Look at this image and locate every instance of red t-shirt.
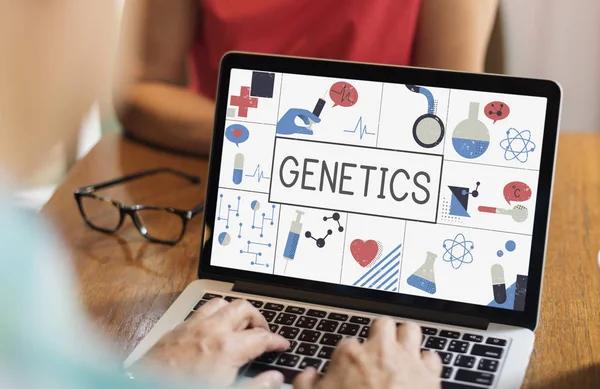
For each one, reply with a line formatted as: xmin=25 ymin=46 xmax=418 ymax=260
xmin=190 ymin=0 xmax=422 ymax=99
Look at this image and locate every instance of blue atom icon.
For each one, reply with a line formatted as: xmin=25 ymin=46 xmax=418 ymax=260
xmin=442 ymin=233 xmax=475 ymax=270
xmin=500 ymin=128 xmax=536 ymax=163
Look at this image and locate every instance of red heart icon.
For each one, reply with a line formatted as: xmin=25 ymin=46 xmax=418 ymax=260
xmin=350 ymin=239 xmax=382 ymax=267
xmin=232 ymin=129 xmax=243 ymax=138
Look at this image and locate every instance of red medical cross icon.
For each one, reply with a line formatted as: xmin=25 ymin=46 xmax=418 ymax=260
xmin=230 ymin=86 xmax=258 ymax=117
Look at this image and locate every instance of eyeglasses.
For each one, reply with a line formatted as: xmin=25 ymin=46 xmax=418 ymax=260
xmin=74 ymin=168 xmax=204 ymax=245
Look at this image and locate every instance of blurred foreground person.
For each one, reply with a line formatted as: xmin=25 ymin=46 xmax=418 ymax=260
xmin=0 ymin=1 xmax=440 ymax=389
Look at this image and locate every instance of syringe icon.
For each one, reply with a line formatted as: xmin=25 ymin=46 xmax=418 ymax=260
xmin=307 ymin=91 xmax=327 ymax=131
xmin=283 ymin=210 xmax=304 ymax=260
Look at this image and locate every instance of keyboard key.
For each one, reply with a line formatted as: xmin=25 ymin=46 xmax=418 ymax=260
xmin=454 ymin=355 xmax=476 ymax=368
xmin=296 ymin=316 xmax=318 ymax=329
xmin=269 ymin=324 xmax=279 ymax=333
xmin=275 ymin=313 xmax=298 ymax=326
xmin=317 ymin=346 xmax=335 ymax=359
xmin=328 ymin=313 xmax=349 ymax=321
xmin=247 ymin=299 xmax=264 ymax=308
xmin=245 ymin=363 xmax=300 ymax=384
xmin=256 ymin=352 xmax=279 ymax=364
xmin=265 ymin=303 xmax=284 ymax=311
xmin=299 ymin=330 xmax=321 ymax=343
xmin=359 ymin=326 xmax=370 ymax=338
xmin=194 ymin=300 xmax=208 ymax=310
xmin=486 ymin=337 xmax=507 ymax=347
xmin=471 ymin=344 xmax=503 ymax=359
xmin=448 ymin=340 xmax=469 ymax=354
xmin=358 ymin=337 xmax=366 ymax=343
xmin=349 ymin=316 xmax=371 ymax=325
xmin=317 ymin=319 xmax=339 ymax=332
xmin=320 ymin=333 xmax=343 ymax=346
xmin=286 ymin=340 xmax=298 ymax=353
xmin=463 ymin=334 xmax=483 ymax=342
xmin=260 ymin=309 xmax=277 ymax=322
xmin=224 ymin=296 xmax=239 ymax=302
xmin=455 ymin=369 xmax=494 ymax=386
xmin=440 ymin=330 xmax=461 ymax=339
xmin=276 ymin=353 xmax=300 ymax=368
xmin=478 ymin=358 xmax=499 ymax=372
xmin=422 ymin=326 xmax=438 ymax=335
xmin=425 ymin=336 xmax=448 ymax=350
xmin=338 ymin=323 xmax=360 ymax=336
xmin=184 ymin=311 xmax=194 ymax=321
xmin=296 ymin=343 xmax=319 ymax=356
xmin=306 ymin=309 xmax=327 ymax=318
xmin=202 ymin=293 xmax=222 ymax=300
xmin=441 ymin=366 xmax=453 ymax=379
xmin=437 ymin=351 xmax=453 ymax=365
xmin=285 ymin=306 xmax=306 ymax=315
xmin=278 ymin=326 xmax=300 ymax=340
xmin=321 ymin=361 xmax=330 ymax=373
xmin=299 ymin=357 xmax=322 ymax=370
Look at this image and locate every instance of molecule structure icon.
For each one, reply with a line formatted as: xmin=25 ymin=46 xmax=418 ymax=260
xmin=305 ymin=229 xmax=333 ymax=248
xmin=323 ymin=212 xmax=344 ymax=232
xmin=305 ymin=212 xmax=344 ymax=248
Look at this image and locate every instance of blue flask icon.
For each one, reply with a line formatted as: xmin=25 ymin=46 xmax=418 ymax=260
xmin=407 ymin=251 xmax=437 ymax=295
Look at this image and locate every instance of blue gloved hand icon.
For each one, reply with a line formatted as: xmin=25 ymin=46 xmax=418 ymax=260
xmin=276 ymin=108 xmax=321 ymax=135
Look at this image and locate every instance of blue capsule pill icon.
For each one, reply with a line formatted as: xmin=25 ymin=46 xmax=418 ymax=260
xmin=233 ymin=153 xmax=244 ymax=185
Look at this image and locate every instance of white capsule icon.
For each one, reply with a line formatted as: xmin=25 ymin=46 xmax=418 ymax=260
xmin=233 ymin=153 xmax=244 ymax=185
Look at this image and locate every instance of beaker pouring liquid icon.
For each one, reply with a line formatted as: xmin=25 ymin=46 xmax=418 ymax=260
xmin=407 ymin=251 xmax=437 ymax=295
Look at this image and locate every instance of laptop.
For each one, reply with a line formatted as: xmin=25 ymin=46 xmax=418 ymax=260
xmin=124 ymin=52 xmax=562 ymax=388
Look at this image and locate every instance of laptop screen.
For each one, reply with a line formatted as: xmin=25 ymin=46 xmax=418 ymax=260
xmin=210 ymin=68 xmax=548 ymax=312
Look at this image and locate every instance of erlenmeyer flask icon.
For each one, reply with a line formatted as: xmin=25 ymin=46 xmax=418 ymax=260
xmin=407 ymin=251 xmax=437 ymax=294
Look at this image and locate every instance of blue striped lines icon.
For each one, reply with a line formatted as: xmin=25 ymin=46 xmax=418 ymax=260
xmin=353 ymin=243 xmax=402 ymax=292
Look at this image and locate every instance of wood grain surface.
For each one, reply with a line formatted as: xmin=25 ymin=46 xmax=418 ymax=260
xmin=42 ymin=132 xmax=600 ymax=388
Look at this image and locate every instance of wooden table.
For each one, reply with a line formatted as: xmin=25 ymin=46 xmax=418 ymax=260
xmin=42 ymin=132 xmax=600 ymax=388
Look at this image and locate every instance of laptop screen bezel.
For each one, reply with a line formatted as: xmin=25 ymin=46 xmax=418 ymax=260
xmin=198 ymin=52 xmax=561 ymax=331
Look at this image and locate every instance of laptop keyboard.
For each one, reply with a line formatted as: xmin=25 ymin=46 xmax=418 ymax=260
xmin=186 ymin=293 xmax=508 ymax=388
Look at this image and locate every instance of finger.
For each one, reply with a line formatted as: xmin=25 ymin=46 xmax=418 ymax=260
xmin=422 ymin=350 xmax=443 ymax=375
xmin=302 ymin=110 xmax=321 ymax=123
xmin=212 ymin=299 xmax=269 ymax=331
xmin=298 ymin=114 xmax=310 ymax=125
xmin=368 ymin=316 xmax=397 ymax=345
xmin=396 ymin=321 xmax=422 ymax=356
xmin=239 ymin=370 xmax=285 ymax=389
xmin=188 ymin=297 xmax=228 ymax=321
xmin=331 ymin=337 xmax=362 ymax=364
xmin=294 ymin=367 xmax=320 ymax=389
xmin=232 ymin=327 xmax=290 ymax=362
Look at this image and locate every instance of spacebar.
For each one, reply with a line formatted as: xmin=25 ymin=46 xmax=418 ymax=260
xmin=443 ymin=382 xmax=486 ymax=389
xmin=244 ymin=363 xmax=303 ymax=384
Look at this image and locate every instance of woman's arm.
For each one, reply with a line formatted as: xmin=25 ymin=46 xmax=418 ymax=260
xmin=115 ymin=0 xmax=214 ymax=157
xmin=412 ymin=0 xmax=499 ymax=73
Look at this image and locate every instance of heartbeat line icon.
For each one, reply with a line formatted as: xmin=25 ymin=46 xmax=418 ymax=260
xmin=330 ymin=83 xmax=356 ymax=103
xmin=245 ymin=165 xmax=271 ymax=182
xmin=344 ymin=116 xmax=375 ymax=140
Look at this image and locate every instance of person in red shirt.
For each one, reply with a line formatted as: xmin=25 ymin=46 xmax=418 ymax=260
xmin=117 ymin=0 xmax=498 ymax=156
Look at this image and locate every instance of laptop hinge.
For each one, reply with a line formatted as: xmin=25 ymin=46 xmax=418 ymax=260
xmin=233 ymin=281 xmax=489 ymax=330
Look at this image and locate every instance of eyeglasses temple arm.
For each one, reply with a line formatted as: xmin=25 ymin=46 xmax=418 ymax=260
xmin=190 ymin=203 xmax=205 ymax=217
xmin=79 ymin=168 xmax=200 ymax=191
